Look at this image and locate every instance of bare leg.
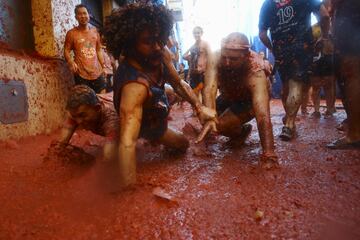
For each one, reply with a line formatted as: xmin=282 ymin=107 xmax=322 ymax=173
xmin=284 ymin=79 xmax=303 ymax=130
xmin=343 ymin=56 xmax=360 ymax=142
xmin=301 ymin=82 xmax=310 ymax=114
xmin=324 ymin=75 xmax=336 ymax=114
xmin=328 ymin=56 xmax=360 ymax=149
xmin=217 ymin=108 xmax=254 ymax=138
xmin=281 ymin=80 xmax=289 ymax=111
xmin=158 ymin=127 xmax=189 ymax=152
xmin=311 ymin=82 xmax=321 ymax=115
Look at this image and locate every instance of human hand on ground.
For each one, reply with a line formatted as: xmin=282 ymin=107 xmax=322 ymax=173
xmin=259 ymin=152 xmax=279 ymax=170
xmin=50 ymin=140 xmax=67 ymax=151
xmin=196 ymin=105 xmax=217 ymax=124
xmin=195 ymin=120 xmax=218 ymax=143
xmin=119 ymin=167 xmax=137 ymax=188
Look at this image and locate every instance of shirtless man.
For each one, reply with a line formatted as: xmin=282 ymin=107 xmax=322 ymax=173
xmin=103 ymin=4 xmax=216 ymax=186
xmin=64 ymin=4 xmax=107 ymax=94
xmin=197 ymin=32 xmax=277 ymax=165
xmin=183 ymin=26 xmax=211 ymax=98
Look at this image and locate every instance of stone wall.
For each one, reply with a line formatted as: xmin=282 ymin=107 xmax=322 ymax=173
xmin=0 ymin=52 xmax=73 ymax=140
xmin=0 ymin=0 xmax=120 ymax=140
xmin=0 ymin=0 xmax=35 ymax=50
xmin=51 ymin=0 xmax=81 ymax=58
xmin=32 ymin=0 xmax=81 ymax=58
xmin=0 ymin=0 xmax=82 ymax=140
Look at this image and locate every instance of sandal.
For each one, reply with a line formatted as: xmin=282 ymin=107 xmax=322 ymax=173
xmin=336 ymin=119 xmax=348 ymax=132
xmin=279 ymin=126 xmax=295 ymax=141
xmin=326 ymin=138 xmax=360 ymax=150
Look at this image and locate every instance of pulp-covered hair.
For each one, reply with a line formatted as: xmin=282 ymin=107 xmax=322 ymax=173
xmin=74 ymin=4 xmax=90 ymax=15
xmin=66 ymin=85 xmax=99 ymax=110
xmin=103 ymin=3 xmax=174 ymax=59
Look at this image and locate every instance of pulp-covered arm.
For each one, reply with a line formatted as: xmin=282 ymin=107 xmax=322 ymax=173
xmin=96 ymin=31 xmax=106 ymax=73
xmin=258 ymin=1 xmax=273 ymax=51
xmin=202 ymin=50 xmax=219 ymax=110
xmin=58 ymin=125 xmax=76 ymax=145
xmin=162 ymin=47 xmax=216 ymax=122
xmin=194 ymin=52 xmax=220 ymax=143
xmin=118 ymin=82 xmax=148 ymax=187
xmin=249 ymin=71 xmax=276 ymax=158
xmin=64 ymin=31 xmax=78 ymax=73
xmin=259 ymin=30 xmax=273 ymax=52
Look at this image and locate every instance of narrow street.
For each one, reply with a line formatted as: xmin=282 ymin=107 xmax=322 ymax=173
xmin=0 ymin=100 xmax=359 ymax=240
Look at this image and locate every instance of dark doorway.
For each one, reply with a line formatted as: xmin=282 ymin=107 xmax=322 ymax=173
xmin=81 ymin=0 xmax=103 ymax=28
xmin=0 ymin=0 xmax=35 ymax=51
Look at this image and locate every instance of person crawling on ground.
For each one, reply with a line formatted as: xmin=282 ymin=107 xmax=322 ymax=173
xmin=53 ymin=85 xmax=119 ymax=162
xmin=197 ymin=32 xmax=277 ymax=167
xmin=103 ymin=3 xmax=216 ymax=187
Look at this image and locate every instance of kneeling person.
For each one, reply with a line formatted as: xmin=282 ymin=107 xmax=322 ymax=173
xmin=103 ymin=4 xmax=216 ymax=187
xmin=198 ymin=32 xmax=277 ymax=163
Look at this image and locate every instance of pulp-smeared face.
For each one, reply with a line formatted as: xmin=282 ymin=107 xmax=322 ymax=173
xmin=220 ymin=48 xmax=249 ymax=69
xmin=69 ymin=104 xmax=100 ymax=126
xmin=75 ymin=7 xmax=90 ymax=26
xmin=193 ymin=28 xmax=203 ymax=41
xmin=135 ymin=29 xmax=164 ymax=68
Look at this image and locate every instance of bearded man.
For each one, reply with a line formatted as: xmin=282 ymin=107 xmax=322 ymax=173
xmin=198 ymin=32 xmax=277 ymax=166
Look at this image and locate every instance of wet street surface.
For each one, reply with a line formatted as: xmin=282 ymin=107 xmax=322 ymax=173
xmin=0 ymin=100 xmax=359 ymax=240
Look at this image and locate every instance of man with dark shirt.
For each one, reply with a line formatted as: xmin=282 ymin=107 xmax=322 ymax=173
xmin=259 ymin=0 xmax=329 ymax=140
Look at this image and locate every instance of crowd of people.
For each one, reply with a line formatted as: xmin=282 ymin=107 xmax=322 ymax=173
xmin=57 ymin=0 xmax=359 ymax=187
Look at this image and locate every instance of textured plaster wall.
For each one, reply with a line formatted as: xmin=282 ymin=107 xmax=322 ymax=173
xmin=0 ymin=0 xmax=115 ymax=140
xmin=0 ymin=0 xmax=34 ymax=50
xmin=0 ymin=53 xmax=73 ymax=140
xmin=31 ymin=0 xmax=57 ymax=57
xmin=0 ymin=0 xmax=82 ymax=140
xmin=32 ymin=0 xmax=80 ymax=57
xmin=51 ymin=0 xmax=81 ymax=57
